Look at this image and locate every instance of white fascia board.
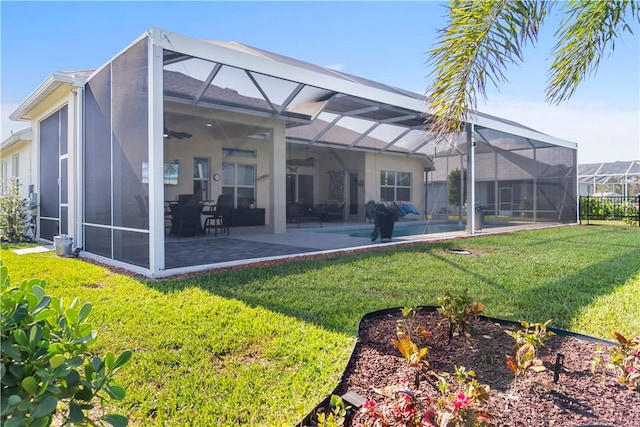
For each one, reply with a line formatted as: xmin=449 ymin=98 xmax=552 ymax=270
xmin=471 ymin=114 xmax=577 ymax=150
xmin=9 ymin=73 xmax=76 ymax=121
xmin=149 ymin=28 xmax=428 ymax=114
xmin=0 ymin=128 xmax=32 ymax=151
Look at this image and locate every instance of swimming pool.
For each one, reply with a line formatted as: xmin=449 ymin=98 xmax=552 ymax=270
xmin=322 ymin=222 xmax=467 ymax=238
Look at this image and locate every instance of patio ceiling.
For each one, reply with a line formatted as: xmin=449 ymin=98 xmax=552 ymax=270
xmin=161 ymin=49 xmax=431 ymax=157
xmin=154 ymin=28 xmax=575 ymax=159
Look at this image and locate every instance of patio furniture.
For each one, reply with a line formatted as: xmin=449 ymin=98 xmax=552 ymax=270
xmin=203 ymin=194 xmax=232 ymax=235
xmin=169 ymin=196 xmax=204 ymax=237
xmin=227 ymin=208 xmax=265 ymax=227
xmin=287 ymin=202 xmax=322 ymax=227
xmin=318 ymin=202 xmax=345 ymax=222
xmin=164 ymin=201 xmax=174 ymax=235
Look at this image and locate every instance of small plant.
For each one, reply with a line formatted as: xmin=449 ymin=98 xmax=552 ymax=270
xmin=396 ymin=306 xmax=432 ymax=343
xmin=360 ymin=367 xmax=491 ymax=427
xmin=608 ymin=332 xmax=640 ymax=389
xmin=505 ymin=343 xmax=546 ymax=383
xmin=433 ymin=366 xmax=492 ymax=427
xmin=360 ymin=385 xmax=430 ymax=427
xmin=0 ymin=263 xmax=132 ymax=426
xmin=590 ymin=343 xmax=607 ymax=381
xmin=316 ymin=395 xmax=350 ymax=427
xmin=437 ymin=289 xmax=485 ymax=343
xmin=391 ymin=330 xmax=429 ymax=388
xmin=506 ymin=319 xmax=555 ymax=351
xmin=589 ymin=332 xmax=640 ymax=389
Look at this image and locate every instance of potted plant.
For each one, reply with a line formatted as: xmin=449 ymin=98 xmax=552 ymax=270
xmin=369 ymin=201 xmax=398 ymax=242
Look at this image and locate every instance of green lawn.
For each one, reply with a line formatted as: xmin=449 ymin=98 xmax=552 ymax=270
xmin=2 ymin=225 xmax=639 ymax=425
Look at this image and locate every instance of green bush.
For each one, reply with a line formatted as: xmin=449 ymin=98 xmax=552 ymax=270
xmin=0 ymin=263 xmax=132 ymax=427
xmin=0 ymin=178 xmax=28 ymax=242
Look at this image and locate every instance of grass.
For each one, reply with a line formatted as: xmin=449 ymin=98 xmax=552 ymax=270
xmin=2 ymin=225 xmax=639 ymax=425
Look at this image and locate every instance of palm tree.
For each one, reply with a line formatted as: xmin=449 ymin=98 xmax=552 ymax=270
xmin=425 ymin=0 xmax=639 ymax=139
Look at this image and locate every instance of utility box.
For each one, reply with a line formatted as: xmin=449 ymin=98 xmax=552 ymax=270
xmin=53 ymin=235 xmax=73 ymax=257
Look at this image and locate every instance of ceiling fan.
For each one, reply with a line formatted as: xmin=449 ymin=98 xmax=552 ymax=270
xmin=163 ymin=115 xmax=192 ymax=139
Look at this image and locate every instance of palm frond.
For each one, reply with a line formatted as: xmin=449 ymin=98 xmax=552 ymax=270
xmin=425 ymin=0 xmax=549 ymax=141
xmin=547 ymin=0 xmax=640 ymax=104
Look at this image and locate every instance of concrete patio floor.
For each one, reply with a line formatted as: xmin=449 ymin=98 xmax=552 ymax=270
xmin=162 ymin=219 xmax=564 ymax=276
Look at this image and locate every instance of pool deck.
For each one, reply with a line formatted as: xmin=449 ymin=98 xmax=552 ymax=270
xmin=160 ymin=219 xmax=566 ymax=277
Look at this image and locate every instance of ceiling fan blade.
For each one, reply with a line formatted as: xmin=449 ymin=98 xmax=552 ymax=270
xmin=170 ymin=130 xmax=192 ymax=139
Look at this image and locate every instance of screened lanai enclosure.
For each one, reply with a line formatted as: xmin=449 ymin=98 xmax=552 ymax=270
xmin=78 ymin=28 xmax=577 ymax=277
xmin=578 ymin=161 xmax=640 ymax=197
xmin=426 ymin=122 xmax=578 ymax=224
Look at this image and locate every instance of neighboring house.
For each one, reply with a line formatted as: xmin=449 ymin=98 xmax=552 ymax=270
xmin=578 ymin=161 xmax=640 ymax=197
xmin=7 ymin=28 xmax=577 ymax=277
xmin=0 ymin=128 xmax=34 ymax=201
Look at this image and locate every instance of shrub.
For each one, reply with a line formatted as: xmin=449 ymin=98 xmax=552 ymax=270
xmin=0 ymin=177 xmax=28 ymax=242
xmin=437 ymin=289 xmax=485 ymax=343
xmin=0 ymin=263 xmax=132 ymax=426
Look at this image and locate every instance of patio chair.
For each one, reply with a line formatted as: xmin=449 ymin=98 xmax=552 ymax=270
xmin=321 ymin=202 xmax=345 ymax=222
xmin=286 ymin=202 xmax=305 ymax=226
xmin=203 ymin=194 xmax=232 ymax=235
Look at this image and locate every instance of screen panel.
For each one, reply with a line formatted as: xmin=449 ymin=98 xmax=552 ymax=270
xmin=39 ymin=111 xmax=60 ymax=219
xmin=83 ymin=225 xmax=112 ymax=259
xmin=84 ymin=66 xmax=112 ymax=225
xmin=39 ymin=218 xmax=59 ymax=241
xmin=114 ymin=229 xmax=149 ymax=268
xmin=112 ymin=38 xmax=149 ymax=230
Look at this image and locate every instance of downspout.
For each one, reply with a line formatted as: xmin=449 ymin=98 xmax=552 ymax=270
xmin=73 ymin=77 xmax=84 ymax=246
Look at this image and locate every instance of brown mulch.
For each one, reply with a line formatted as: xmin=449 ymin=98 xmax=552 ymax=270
xmin=328 ymin=310 xmax=639 ymax=427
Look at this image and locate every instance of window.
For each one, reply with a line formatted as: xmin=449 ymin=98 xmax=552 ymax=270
xmin=222 ymin=148 xmax=256 ymax=158
xmin=12 ymin=154 xmax=19 ymax=180
xmin=222 ymin=162 xmax=255 ymax=207
xmin=380 ymin=171 xmax=411 ymax=201
xmin=193 ymin=157 xmax=209 ymax=201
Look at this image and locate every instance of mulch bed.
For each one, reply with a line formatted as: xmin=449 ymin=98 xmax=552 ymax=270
xmin=321 ymin=310 xmax=639 ymax=427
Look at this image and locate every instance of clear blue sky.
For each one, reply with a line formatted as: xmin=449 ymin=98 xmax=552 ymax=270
xmin=2 ymin=1 xmax=638 ymax=163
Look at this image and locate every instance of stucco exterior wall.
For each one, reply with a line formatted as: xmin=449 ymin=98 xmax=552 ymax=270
xmin=364 ymin=151 xmax=425 ymax=215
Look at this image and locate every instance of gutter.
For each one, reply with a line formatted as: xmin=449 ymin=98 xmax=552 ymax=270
xmin=9 ymin=72 xmax=90 ymax=122
xmin=0 ymin=128 xmax=32 ymax=151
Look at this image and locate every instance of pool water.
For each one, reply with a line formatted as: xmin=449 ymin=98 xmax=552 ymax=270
xmin=323 ymin=222 xmax=466 ymax=238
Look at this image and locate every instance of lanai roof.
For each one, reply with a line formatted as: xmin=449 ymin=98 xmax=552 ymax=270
xmin=578 ymin=160 xmax=640 ymax=184
xmin=10 ymin=28 xmax=577 ymax=157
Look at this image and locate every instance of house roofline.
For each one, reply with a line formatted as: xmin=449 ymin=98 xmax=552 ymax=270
xmin=9 ymin=71 xmax=90 ymax=122
xmin=1 ymin=127 xmax=32 ymax=151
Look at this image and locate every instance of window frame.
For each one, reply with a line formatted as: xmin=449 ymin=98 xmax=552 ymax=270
xmin=222 ymin=162 xmax=256 ymax=208
xmin=380 ymin=170 xmax=412 ymax=202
